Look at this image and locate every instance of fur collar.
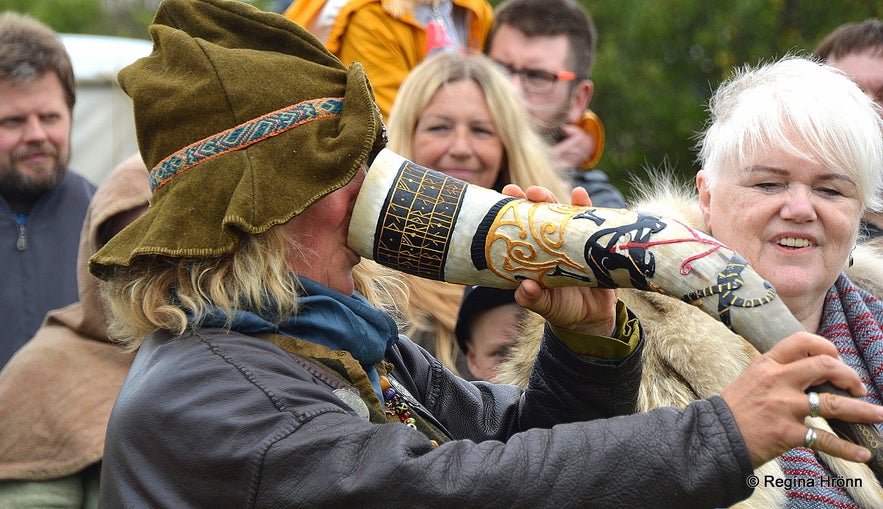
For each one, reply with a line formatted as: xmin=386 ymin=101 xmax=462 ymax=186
xmin=498 ymin=175 xmax=883 ymax=508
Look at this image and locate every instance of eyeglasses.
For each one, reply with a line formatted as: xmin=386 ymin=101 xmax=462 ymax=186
xmin=493 ymin=62 xmax=584 ymax=94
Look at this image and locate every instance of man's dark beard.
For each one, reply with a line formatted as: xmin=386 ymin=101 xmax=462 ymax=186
xmin=0 ymin=160 xmax=66 ymax=209
xmin=533 ymin=106 xmax=570 ymax=144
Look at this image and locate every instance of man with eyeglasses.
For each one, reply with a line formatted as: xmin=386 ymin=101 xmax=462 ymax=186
xmin=486 ymin=0 xmax=626 ymax=209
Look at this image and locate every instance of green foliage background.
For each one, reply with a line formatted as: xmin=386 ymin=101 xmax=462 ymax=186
xmin=4 ymin=0 xmax=880 ymax=199
xmin=575 ymin=0 xmax=881 ymax=198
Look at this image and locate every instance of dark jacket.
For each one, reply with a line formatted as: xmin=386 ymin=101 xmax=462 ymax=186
xmin=0 ymin=171 xmax=95 ymax=366
xmin=567 ymin=168 xmax=627 ymax=209
xmin=99 ymin=327 xmax=753 ymax=508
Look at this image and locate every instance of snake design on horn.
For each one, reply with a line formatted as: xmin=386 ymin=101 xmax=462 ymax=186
xmin=346 ymin=149 xmax=883 ymax=474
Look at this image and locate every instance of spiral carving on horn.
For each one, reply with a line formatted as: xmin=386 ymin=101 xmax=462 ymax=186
xmin=350 ymin=150 xmax=808 ymax=345
xmin=472 ymin=202 xmax=666 ymax=290
xmin=346 ymin=149 xmax=883 ymax=473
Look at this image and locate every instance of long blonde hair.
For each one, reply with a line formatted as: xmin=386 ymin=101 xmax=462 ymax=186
xmin=388 ymin=51 xmax=567 ymax=197
xmin=102 ymin=226 xmax=408 ymax=351
xmin=385 ymin=51 xmax=568 ymax=374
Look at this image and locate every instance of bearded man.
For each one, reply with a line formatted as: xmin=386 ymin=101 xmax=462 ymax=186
xmin=0 ymin=12 xmax=95 ymax=367
xmin=486 ymin=0 xmax=626 ymax=209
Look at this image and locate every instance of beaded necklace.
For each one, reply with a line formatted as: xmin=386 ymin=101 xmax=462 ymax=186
xmin=380 ymin=375 xmax=417 ymax=429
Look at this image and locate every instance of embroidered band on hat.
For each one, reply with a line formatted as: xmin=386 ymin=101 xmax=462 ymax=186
xmin=149 ymin=97 xmax=345 ymax=193
xmin=89 ymin=0 xmax=385 ymax=280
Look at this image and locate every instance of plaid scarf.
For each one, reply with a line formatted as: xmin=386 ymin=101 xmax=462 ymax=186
xmin=779 ymin=273 xmax=883 ymax=508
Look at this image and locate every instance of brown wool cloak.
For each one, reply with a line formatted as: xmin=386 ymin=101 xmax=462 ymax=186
xmin=0 ymin=155 xmax=149 ymax=480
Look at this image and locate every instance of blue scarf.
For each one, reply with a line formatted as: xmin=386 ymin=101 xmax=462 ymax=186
xmin=192 ymin=277 xmax=399 ymax=403
xmin=778 ymin=273 xmax=883 ymax=508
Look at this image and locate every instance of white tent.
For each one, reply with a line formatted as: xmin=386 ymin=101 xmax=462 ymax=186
xmin=61 ymin=33 xmax=152 ymax=185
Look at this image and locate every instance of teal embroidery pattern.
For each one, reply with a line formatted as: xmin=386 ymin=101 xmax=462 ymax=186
xmin=148 ymin=97 xmax=344 ymax=192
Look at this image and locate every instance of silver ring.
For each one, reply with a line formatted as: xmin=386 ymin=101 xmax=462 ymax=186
xmin=808 ymin=391 xmax=820 ymax=418
xmin=805 ymin=427 xmax=818 ymax=449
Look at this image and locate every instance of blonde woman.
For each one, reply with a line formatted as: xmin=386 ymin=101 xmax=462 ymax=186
xmin=383 ymin=50 xmax=569 ymax=376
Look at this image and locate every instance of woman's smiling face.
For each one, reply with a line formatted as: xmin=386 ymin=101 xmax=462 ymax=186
xmin=411 ymin=79 xmax=504 ymax=189
xmin=698 ymin=146 xmax=863 ymax=311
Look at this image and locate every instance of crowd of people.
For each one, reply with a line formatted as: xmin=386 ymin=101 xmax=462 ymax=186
xmin=382 ymin=49 xmax=565 ymax=377
xmin=1 ymin=0 xmax=882 ymax=507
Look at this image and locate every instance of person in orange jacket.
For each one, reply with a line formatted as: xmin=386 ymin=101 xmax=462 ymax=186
xmin=284 ymin=0 xmax=493 ymax=120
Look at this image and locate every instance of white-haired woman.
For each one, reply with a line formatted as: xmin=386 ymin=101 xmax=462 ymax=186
xmin=501 ymin=56 xmax=883 ymax=508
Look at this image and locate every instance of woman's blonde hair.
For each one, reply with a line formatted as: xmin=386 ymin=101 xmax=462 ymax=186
xmin=387 ymin=50 xmax=568 ymax=197
xmin=385 ymin=51 xmax=568 ymax=374
xmin=102 ymin=227 xmax=408 ymax=350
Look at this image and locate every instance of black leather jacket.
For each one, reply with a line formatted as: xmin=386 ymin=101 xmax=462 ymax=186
xmin=99 ymin=327 xmax=753 ymax=508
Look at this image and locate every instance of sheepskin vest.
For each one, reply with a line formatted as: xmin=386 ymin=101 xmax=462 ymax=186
xmin=497 ymin=182 xmax=883 ymax=509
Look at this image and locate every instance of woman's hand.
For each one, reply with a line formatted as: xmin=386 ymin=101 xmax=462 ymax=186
xmin=500 ymin=184 xmax=618 ymax=337
xmin=721 ymin=332 xmax=883 ymax=467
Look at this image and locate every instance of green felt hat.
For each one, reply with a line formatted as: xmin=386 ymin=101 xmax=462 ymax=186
xmin=90 ymin=0 xmax=385 ymax=280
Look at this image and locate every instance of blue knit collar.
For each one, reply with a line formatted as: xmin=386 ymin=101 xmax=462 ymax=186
xmin=192 ymin=276 xmax=399 ymax=402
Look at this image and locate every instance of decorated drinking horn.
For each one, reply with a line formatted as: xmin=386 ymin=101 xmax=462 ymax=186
xmin=347 ymin=149 xmax=883 ymax=474
xmin=349 ymin=149 xmax=801 ymax=349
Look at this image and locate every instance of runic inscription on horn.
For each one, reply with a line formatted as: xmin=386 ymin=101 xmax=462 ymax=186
xmin=372 ymin=160 xmax=467 ymax=280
